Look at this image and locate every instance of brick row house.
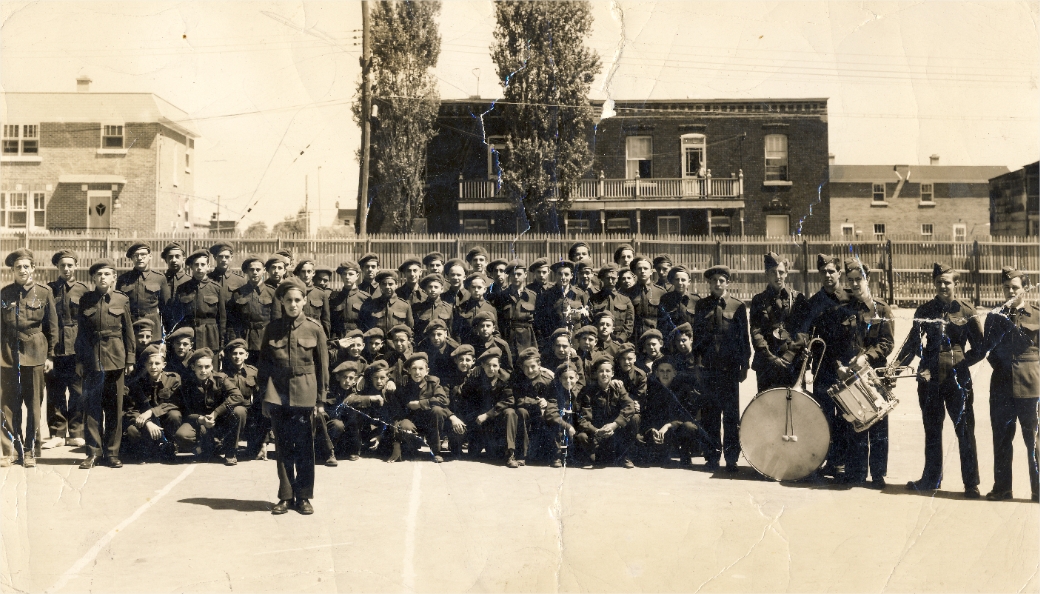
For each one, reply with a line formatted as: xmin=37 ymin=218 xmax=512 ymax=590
xmin=989 ymin=161 xmax=1039 ymax=237
xmin=0 ymin=77 xmax=200 ymax=234
xmin=425 ymin=98 xmax=831 ymax=236
xmin=828 ymin=158 xmax=1009 ymax=241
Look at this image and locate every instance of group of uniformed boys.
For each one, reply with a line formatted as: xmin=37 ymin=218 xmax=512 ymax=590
xmin=2 ymin=239 xmax=1036 ymax=503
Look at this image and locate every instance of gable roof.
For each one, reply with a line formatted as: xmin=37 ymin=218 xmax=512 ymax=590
xmin=829 ymin=164 xmax=1009 ymax=184
xmin=0 ymin=92 xmax=199 ymax=138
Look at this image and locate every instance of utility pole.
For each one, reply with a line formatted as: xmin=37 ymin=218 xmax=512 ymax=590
xmin=304 ymin=175 xmax=310 ymax=236
xmin=216 ymin=195 xmax=221 ymax=233
xmin=317 ymin=166 xmax=322 ymax=236
xmin=356 ymin=0 xmax=372 ymax=238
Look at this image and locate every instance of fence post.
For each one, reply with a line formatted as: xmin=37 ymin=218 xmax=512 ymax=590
xmin=801 ymin=239 xmax=809 ymax=295
xmin=106 ymin=235 xmax=112 ymax=257
xmin=972 ymin=240 xmax=981 ymax=307
xmin=276 ymin=237 xmax=282 ymax=253
xmin=714 ymin=238 xmax=722 ymax=266
xmin=886 ymin=239 xmax=895 ymax=305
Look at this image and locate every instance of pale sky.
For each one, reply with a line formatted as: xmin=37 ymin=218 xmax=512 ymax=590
xmin=2 ymin=1 xmax=1037 ymax=229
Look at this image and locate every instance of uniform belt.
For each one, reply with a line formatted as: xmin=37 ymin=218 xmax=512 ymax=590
xmin=193 ymin=319 xmax=218 ymax=326
xmin=276 ymin=364 xmax=315 ymax=376
xmin=939 ymin=345 xmax=964 ymax=353
xmin=17 ymin=328 xmax=41 ymax=340
xmin=97 ymin=330 xmax=123 ymax=338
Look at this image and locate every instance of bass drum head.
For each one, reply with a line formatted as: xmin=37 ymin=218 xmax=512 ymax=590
xmin=739 ymin=387 xmax=830 ymax=481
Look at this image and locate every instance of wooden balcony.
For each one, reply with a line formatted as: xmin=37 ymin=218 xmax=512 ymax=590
xmin=459 ymin=171 xmax=744 ymax=204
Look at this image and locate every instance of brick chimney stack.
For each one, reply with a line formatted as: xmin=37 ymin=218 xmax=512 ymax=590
xmin=76 ymin=76 xmax=91 ymax=93
xmin=929 ymin=154 xmax=940 ymax=165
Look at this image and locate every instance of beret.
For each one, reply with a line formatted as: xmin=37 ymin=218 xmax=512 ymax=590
xmin=465 ymin=246 xmax=489 ymax=261
xmin=293 ymin=259 xmax=315 ymax=276
xmin=592 ymin=310 xmax=614 ymax=324
xmin=161 ymin=243 xmax=185 ymax=259
xmin=568 ymin=241 xmax=591 ymax=257
xmin=597 ymin=262 xmax=619 ymax=277
xmin=613 ymin=244 xmax=635 ymax=259
xmin=364 ymin=360 xmax=390 ymax=376
xmin=6 ymin=248 xmax=34 ymax=267
xmin=487 ymin=258 xmax=509 ymax=271
xmin=666 ymin=265 xmax=690 ymax=283
xmin=615 ymin=342 xmax=637 ymax=358
xmin=550 ymin=259 xmax=575 ymax=272
xmin=224 ymin=338 xmax=248 ymax=352
xmin=404 ymin=352 xmax=429 ymax=368
xmin=528 ymin=258 xmax=549 ymax=271
xmin=463 ymin=272 xmax=488 ymax=287
xmin=703 ymin=265 xmax=731 ymax=280
xmin=516 ymin=347 xmax=540 ymax=364
xmin=398 ymin=258 xmax=422 ymax=272
xmin=138 ymin=344 xmax=165 ymax=361
xmin=337 ymin=260 xmax=360 ymax=274
xmin=505 ymin=259 xmax=527 ymax=274
xmin=186 ymin=348 xmax=215 ymax=368
xmin=630 ymin=255 xmax=651 ymax=269
xmin=209 ymin=242 xmax=234 ymax=256
xmin=574 ymin=257 xmax=594 ymax=271
xmin=345 ymin=329 xmax=364 ymax=340
xmin=132 ymin=319 xmax=154 ymax=333
xmin=555 ymin=362 xmax=580 ymax=377
xmin=419 ymin=273 xmax=444 ymax=288
xmin=375 ymin=269 xmax=398 ymax=283
xmin=422 ymin=252 xmax=445 ymax=265
xmin=125 ymin=243 xmax=151 ymax=258
xmin=638 ymin=328 xmax=664 ymax=344
xmin=451 ymin=344 xmax=475 ymax=358
xmin=358 ymin=252 xmax=379 ymax=265
xmin=932 ymin=262 xmax=954 ymax=279
xmin=184 ymin=249 xmax=210 ymax=266
xmin=314 ymin=266 xmax=333 ymax=278
xmin=51 ymin=249 xmax=78 ymax=266
xmin=240 ymin=255 xmax=264 ymax=272
xmin=1001 ymin=266 xmax=1026 ymax=282
xmin=573 ymin=325 xmax=598 ymax=338
xmin=265 ymin=255 xmax=289 ymax=269
xmin=844 ymin=257 xmax=870 ymax=276
xmin=274 ymin=249 xmax=294 ymax=259
xmin=551 ymin=327 xmax=572 ymax=341
xmin=444 ymin=258 xmax=469 ymax=273
xmin=363 ymin=328 xmax=385 ymax=340
xmin=816 ymin=254 xmax=841 ymax=270
xmin=472 ymin=310 xmax=496 ymax=325
xmin=423 ymin=319 xmax=448 ymax=334
xmin=166 ymin=326 xmax=195 ymax=342
xmin=332 ymin=360 xmax=361 ymax=375
xmin=672 ymin=322 xmax=694 ymax=338
xmin=477 ymin=346 xmax=503 ymax=364
xmin=764 ymin=252 xmax=788 ymax=270
xmin=653 ymin=255 xmax=673 ymax=267
xmin=589 ymin=354 xmax=614 ymax=371
xmin=274 ymin=277 xmax=308 ymax=299
xmin=88 ymin=259 xmax=116 ymax=276
xmin=387 ymin=324 xmax=412 ymax=339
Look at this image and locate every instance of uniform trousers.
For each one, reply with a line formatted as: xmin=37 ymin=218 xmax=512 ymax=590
xmin=845 ymin=417 xmax=889 ymax=482
xmin=175 ymin=407 xmax=247 ymax=457
xmin=456 ymin=408 xmax=526 ymax=458
xmin=270 ymin=405 xmax=316 ymax=501
xmin=917 ymin=371 xmax=980 ymax=487
xmin=573 ymin=422 xmax=636 ymax=464
xmin=0 ymin=365 xmax=44 ymax=458
xmin=45 ymin=355 xmax=83 ymax=440
xmin=700 ymin=370 xmax=742 ymax=465
xmin=123 ymin=410 xmax=182 ymax=459
xmin=812 ymin=374 xmax=849 ymax=469
xmin=396 ymin=406 xmax=451 ymax=456
xmin=243 ymin=399 xmax=271 ymax=458
xmin=82 ymin=369 xmax=125 ymax=459
xmin=990 ymin=393 xmax=1039 ymax=495
xmin=326 ymin=407 xmax=389 ymax=457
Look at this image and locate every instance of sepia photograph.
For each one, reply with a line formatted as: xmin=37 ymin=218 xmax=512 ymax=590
xmin=1 ymin=1 xmax=1037 ymax=592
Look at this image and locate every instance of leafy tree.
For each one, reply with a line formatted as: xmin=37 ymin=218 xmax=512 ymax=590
xmin=243 ymin=221 xmax=269 ymax=237
xmin=272 ymin=214 xmax=306 ymax=236
xmin=491 ymin=1 xmax=601 ymax=230
xmin=354 ymin=1 xmax=441 ymax=233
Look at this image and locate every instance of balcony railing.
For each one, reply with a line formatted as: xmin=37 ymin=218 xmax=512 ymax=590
xmin=459 ymin=170 xmax=744 ymax=201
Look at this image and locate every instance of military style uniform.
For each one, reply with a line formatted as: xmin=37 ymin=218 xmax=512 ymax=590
xmin=627 ymin=283 xmax=666 ymax=343
xmin=1 ymin=280 xmax=58 ymax=459
xmin=616 ymin=365 xmax=649 ymax=441
xmin=897 ymin=296 xmax=985 ymax=490
xmin=75 ymin=288 xmax=135 ymax=461
xmin=174 ymin=370 xmax=246 ymax=459
xmin=497 ymin=287 xmax=538 ymax=357
xmin=844 ymin=295 xmax=895 ymax=484
xmin=395 ymin=283 xmax=427 ymax=307
xmin=511 ymin=367 xmax=557 ymax=461
xmin=229 ymin=282 xmax=278 ymax=361
xmin=454 ymin=369 xmax=522 ymax=459
xmin=116 ymin=268 xmax=170 ymax=339
xmin=173 ymin=276 xmax=226 ymax=352
xmin=467 ymin=335 xmax=514 ymax=373
xmin=163 ymin=269 xmax=191 ymax=332
xmin=223 ymin=363 xmax=263 ymax=459
xmin=658 ymin=291 xmax=699 ymax=339
xmin=574 ymin=380 xmax=636 ymax=465
xmin=330 ymin=286 xmax=368 ymax=339
xmin=46 ymin=276 xmax=90 ymax=442
xmin=589 ymin=288 xmax=635 ymax=343
xmin=691 ymin=293 xmax=751 ymax=468
xmin=412 ymin=295 xmax=453 ymax=341
xmin=122 ymin=370 xmax=182 ymax=459
xmin=209 ymin=268 xmax=246 ymax=344
xmin=750 ymin=284 xmax=807 ymax=391
xmin=300 ymin=285 xmax=331 ymax=340
xmin=535 ymin=285 xmax=588 ymax=345
xmin=983 ymin=300 xmax=1039 ymax=497
xmin=359 ymin=293 xmax=413 ymax=338
xmin=387 ymin=375 xmax=452 ymax=458
xmin=257 ymin=313 xmax=329 ymax=502
xmin=454 ymin=297 xmax=498 ymax=344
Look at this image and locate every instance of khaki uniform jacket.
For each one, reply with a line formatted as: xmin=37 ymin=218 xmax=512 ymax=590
xmin=74 ymin=289 xmax=135 ymax=372
xmin=229 ymin=282 xmax=277 ymax=351
xmin=257 ymin=314 xmax=329 ymax=408
xmin=985 ymin=303 xmax=1039 ymax=399
xmin=117 ymin=269 xmax=170 ymax=335
xmin=1 ymin=281 xmax=58 ymax=367
xmin=48 ymin=278 xmax=90 ymax=357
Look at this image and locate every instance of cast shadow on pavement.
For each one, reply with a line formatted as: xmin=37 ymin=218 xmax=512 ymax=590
xmin=178 ymin=497 xmax=273 ymax=512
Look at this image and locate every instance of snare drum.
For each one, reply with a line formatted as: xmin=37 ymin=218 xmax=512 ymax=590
xmin=740 ymin=387 xmax=830 ymax=481
xmin=826 ymin=366 xmax=899 ymax=433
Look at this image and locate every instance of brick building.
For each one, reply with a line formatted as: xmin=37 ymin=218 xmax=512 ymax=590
xmin=425 ymin=98 xmax=830 ymax=236
xmin=828 ymin=158 xmax=1009 ymax=241
xmin=989 ymin=161 xmax=1039 ymax=237
xmin=0 ymin=77 xmax=199 ymax=233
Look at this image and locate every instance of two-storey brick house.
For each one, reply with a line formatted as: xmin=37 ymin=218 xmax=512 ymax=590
xmin=0 ymin=77 xmax=200 ymax=234
xmin=989 ymin=161 xmax=1039 ymax=237
xmin=425 ymin=97 xmax=830 ymax=236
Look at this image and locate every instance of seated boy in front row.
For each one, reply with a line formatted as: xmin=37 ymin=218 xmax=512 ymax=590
xmin=123 ymin=345 xmax=181 ymax=461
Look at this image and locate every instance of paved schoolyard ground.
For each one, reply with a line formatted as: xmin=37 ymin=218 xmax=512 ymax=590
xmin=2 ymin=308 xmax=1038 ymax=593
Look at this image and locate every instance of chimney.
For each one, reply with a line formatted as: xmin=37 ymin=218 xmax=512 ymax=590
xmin=929 ymin=154 xmax=940 ymax=165
xmin=828 ymin=153 xmax=835 ymax=164
xmin=76 ymin=76 xmax=92 ymax=93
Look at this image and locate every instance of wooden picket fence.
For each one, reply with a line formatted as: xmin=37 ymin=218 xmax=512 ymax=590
xmin=1 ymin=231 xmax=1037 ymax=307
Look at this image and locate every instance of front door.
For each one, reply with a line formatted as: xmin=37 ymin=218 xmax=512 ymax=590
xmin=86 ymin=190 xmax=112 ymax=229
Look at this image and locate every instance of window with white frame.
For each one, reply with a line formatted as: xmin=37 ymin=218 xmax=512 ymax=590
xmin=3 ymin=192 xmax=28 ymax=228
xmin=463 ymin=218 xmax=489 ymax=232
xmin=920 ymin=183 xmax=934 ymax=202
xmin=872 ymin=183 xmax=886 ymax=202
xmin=873 ymin=223 xmax=886 ymax=239
xmin=953 ymin=224 xmax=967 ymax=242
xmin=102 ymin=125 xmax=124 ymax=148
xmin=3 ymin=124 xmax=38 ymax=155
xmin=567 ymin=218 xmax=591 ymax=233
xmin=658 ymin=216 xmax=680 ymax=235
xmin=681 ymin=134 xmax=706 ymax=178
xmin=841 ymin=224 xmax=854 ymax=238
xmin=764 ymin=134 xmax=789 ymax=181
xmin=607 ymin=217 xmax=631 ymax=232
xmin=626 ymin=136 xmax=652 ymax=179
xmin=32 ymin=192 xmax=45 ymax=228
xmin=921 ymin=223 xmax=933 ymax=237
